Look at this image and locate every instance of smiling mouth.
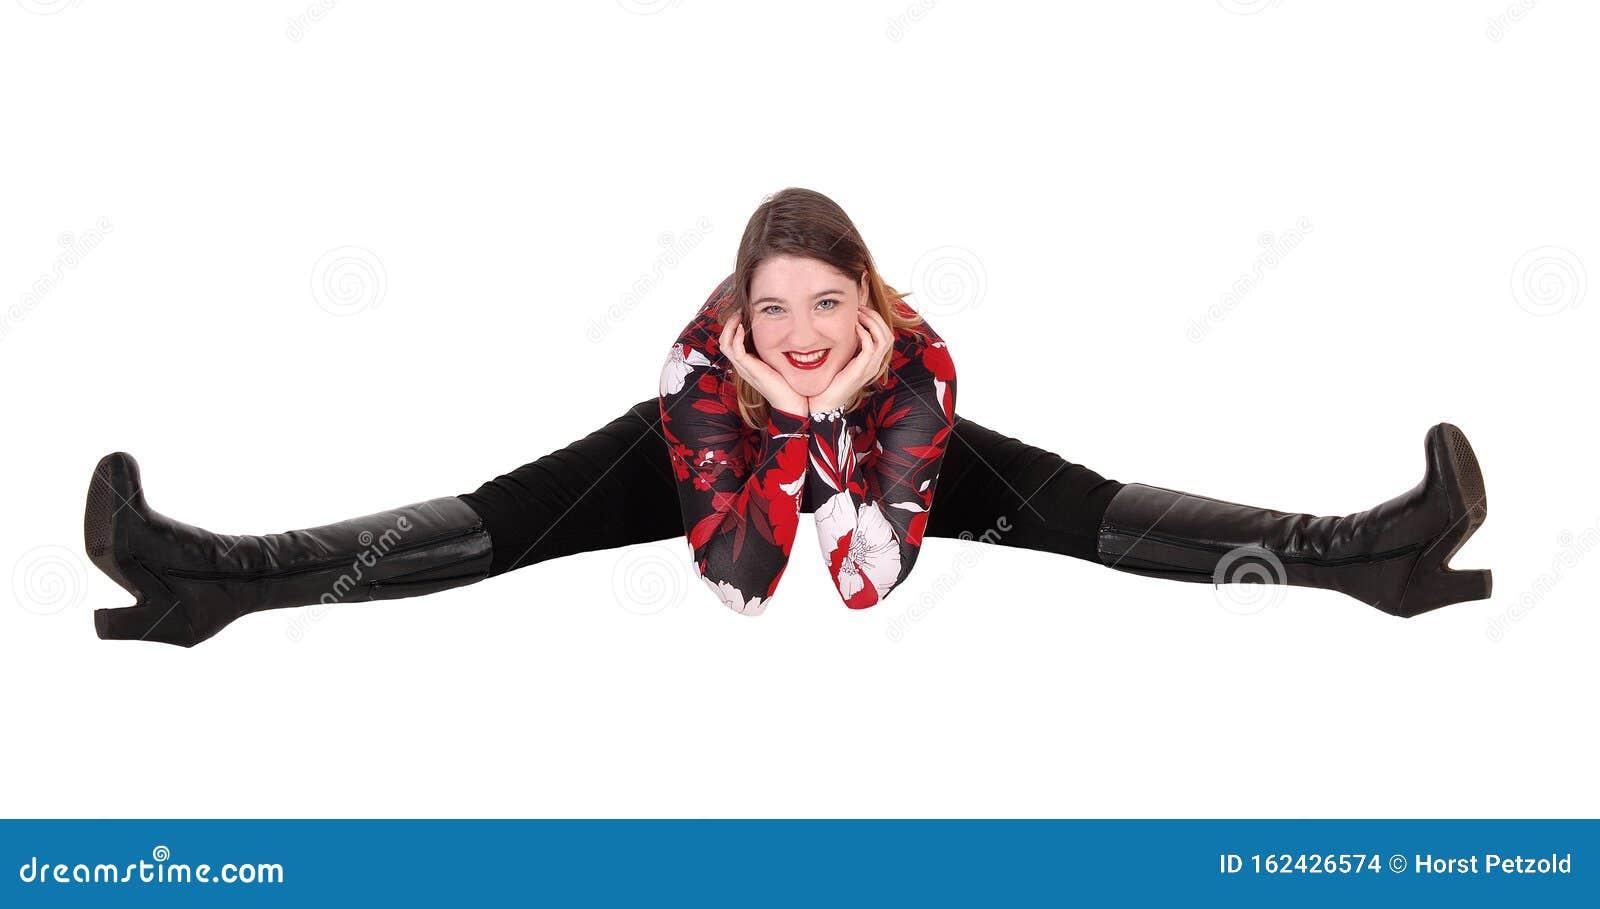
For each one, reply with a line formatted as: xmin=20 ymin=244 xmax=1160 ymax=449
xmin=784 ymin=348 xmax=830 ymax=370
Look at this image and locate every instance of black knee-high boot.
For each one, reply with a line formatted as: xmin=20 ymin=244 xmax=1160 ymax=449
xmin=1095 ymin=423 xmax=1491 ymax=617
xmin=84 ymin=452 xmax=494 ymax=647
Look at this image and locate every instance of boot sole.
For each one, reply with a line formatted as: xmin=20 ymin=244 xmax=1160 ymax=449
xmin=83 ymin=453 xmax=199 ymax=646
xmin=1394 ymin=424 xmax=1492 ymax=617
xmin=83 ymin=453 xmax=137 ymax=596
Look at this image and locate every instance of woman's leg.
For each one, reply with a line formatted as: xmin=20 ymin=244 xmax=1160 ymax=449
xmin=86 ymin=398 xmax=682 ymax=647
xmin=923 ymin=413 xmax=1125 ymax=562
xmin=458 ymin=398 xmax=684 ymax=577
xmin=927 ymin=414 xmax=1492 ymax=617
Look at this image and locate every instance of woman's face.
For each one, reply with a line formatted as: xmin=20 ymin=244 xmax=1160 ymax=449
xmin=746 ymin=254 xmax=869 ymax=399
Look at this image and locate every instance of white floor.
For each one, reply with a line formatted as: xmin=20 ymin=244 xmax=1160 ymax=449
xmin=2 ymin=2 xmax=1593 ymax=819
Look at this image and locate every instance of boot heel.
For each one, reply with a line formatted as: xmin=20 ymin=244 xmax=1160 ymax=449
xmin=94 ymin=601 xmax=199 ymax=647
xmin=1388 ymin=424 xmax=1492 ymax=617
xmin=1396 ymin=567 xmax=1493 ymax=618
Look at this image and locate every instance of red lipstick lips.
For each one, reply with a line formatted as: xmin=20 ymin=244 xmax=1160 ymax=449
xmin=784 ymin=349 xmax=830 ymax=370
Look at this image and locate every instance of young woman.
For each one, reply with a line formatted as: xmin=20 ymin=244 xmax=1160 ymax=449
xmin=83 ymin=188 xmax=1492 ymax=647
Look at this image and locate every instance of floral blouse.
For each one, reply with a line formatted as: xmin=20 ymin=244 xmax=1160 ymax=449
xmin=657 ymin=274 xmax=958 ymax=615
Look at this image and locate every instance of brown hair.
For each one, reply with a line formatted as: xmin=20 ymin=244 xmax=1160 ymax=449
xmin=715 ymin=187 xmax=926 ymax=431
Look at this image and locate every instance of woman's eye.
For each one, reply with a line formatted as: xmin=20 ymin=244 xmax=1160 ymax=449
xmin=817 ymin=298 xmax=839 ymax=311
xmin=760 ymin=304 xmax=784 ymax=316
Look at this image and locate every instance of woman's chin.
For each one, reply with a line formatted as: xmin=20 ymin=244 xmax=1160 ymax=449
xmin=784 ymin=372 xmax=833 ymax=399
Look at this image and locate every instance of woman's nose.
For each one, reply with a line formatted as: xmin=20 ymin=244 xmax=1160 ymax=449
xmin=783 ymin=312 xmax=822 ymax=347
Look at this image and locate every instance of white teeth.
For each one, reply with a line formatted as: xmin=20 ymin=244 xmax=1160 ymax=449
xmin=789 ymin=350 xmax=825 ymax=364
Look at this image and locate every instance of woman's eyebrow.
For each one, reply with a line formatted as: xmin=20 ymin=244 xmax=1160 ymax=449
xmin=753 ymin=288 xmax=847 ymax=305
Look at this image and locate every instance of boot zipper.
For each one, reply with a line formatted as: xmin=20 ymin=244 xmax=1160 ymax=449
xmin=1100 ymin=526 xmax=1425 ymax=567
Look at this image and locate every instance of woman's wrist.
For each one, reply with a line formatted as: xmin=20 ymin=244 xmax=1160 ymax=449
xmin=769 ymin=395 xmax=810 ymax=419
xmin=805 ymin=396 xmax=846 ymax=417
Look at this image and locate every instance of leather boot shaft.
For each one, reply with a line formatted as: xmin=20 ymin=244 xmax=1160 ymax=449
xmin=85 ymin=452 xmax=494 ymax=647
xmin=1095 ymin=423 xmax=1491 ymax=617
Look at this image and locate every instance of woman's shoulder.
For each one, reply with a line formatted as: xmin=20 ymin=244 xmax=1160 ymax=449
xmin=670 ymin=273 xmax=737 ymax=359
xmin=888 ymin=300 xmax=949 ymax=359
xmin=873 ymin=303 xmax=954 ymax=402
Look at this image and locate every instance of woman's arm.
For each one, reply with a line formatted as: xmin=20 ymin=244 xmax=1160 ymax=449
xmin=809 ymin=334 xmax=957 ymax=608
xmin=659 ymin=342 xmax=810 ymax=615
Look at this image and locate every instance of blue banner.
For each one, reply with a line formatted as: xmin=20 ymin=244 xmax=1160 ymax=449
xmin=4 ymin=819 xmax=1593 ymax=906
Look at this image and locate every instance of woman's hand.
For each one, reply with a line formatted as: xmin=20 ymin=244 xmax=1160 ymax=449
xmin=720 ymin=312 xmax=810 ymax=417
xmin=807 ymin=306 xmax=894 ymax=414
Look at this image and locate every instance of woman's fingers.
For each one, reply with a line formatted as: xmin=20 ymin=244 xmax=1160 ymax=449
xmin=733 ymin=324 xmax=753 ymax=370
xmin=722 ymin=320 xmax=758 ymax=389
xmin=864 ymin=307 xmax=892 ymax=349
xmin=857 ymin=307 xmax=879 ymax=347
xmin=714 ymin=312 xmax=803 ymax=412
xmin=847 ymin=322 xmax=876 ymax=386
xmin=719 ymin=316 xmax=740 ymax=364
xmin=868 ymin=308 xmax=894 ymax=363
xmin=853 ymin=309 xmax=890 ymax=379
xmin=734 ymin=328 xmax=762 ymax=384
xmin=726 ymin=321 xmax=785 ymax=396
xmin=863 ymin=312 xmax=886 ymax=356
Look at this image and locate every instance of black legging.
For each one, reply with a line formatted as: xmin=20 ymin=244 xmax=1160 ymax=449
xmin=458 ymin=399 xmax=1124 ymax=580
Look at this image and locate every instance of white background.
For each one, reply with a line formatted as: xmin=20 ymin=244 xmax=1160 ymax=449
xmin=2 ymin=2 xmax=1594 ymax=818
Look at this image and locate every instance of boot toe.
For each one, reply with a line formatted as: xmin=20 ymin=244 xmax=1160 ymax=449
xmin=85 ymin=452 xmax=148 ymax=595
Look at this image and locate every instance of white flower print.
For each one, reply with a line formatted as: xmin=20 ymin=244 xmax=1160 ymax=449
xmin=810 ymin=419 xmax=857 ymax=494
xmin=660 ymin=344 xmax=712 ymax=397
xmin=698 ymin=447 xmax=730 ymax=468
xmin=702 ymin=576 xmax=767 ymax=616
xmin=815 ymin=491 xmax=853 ymax=548
xmin=815 ymin=491 xmax=902 ymax=603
